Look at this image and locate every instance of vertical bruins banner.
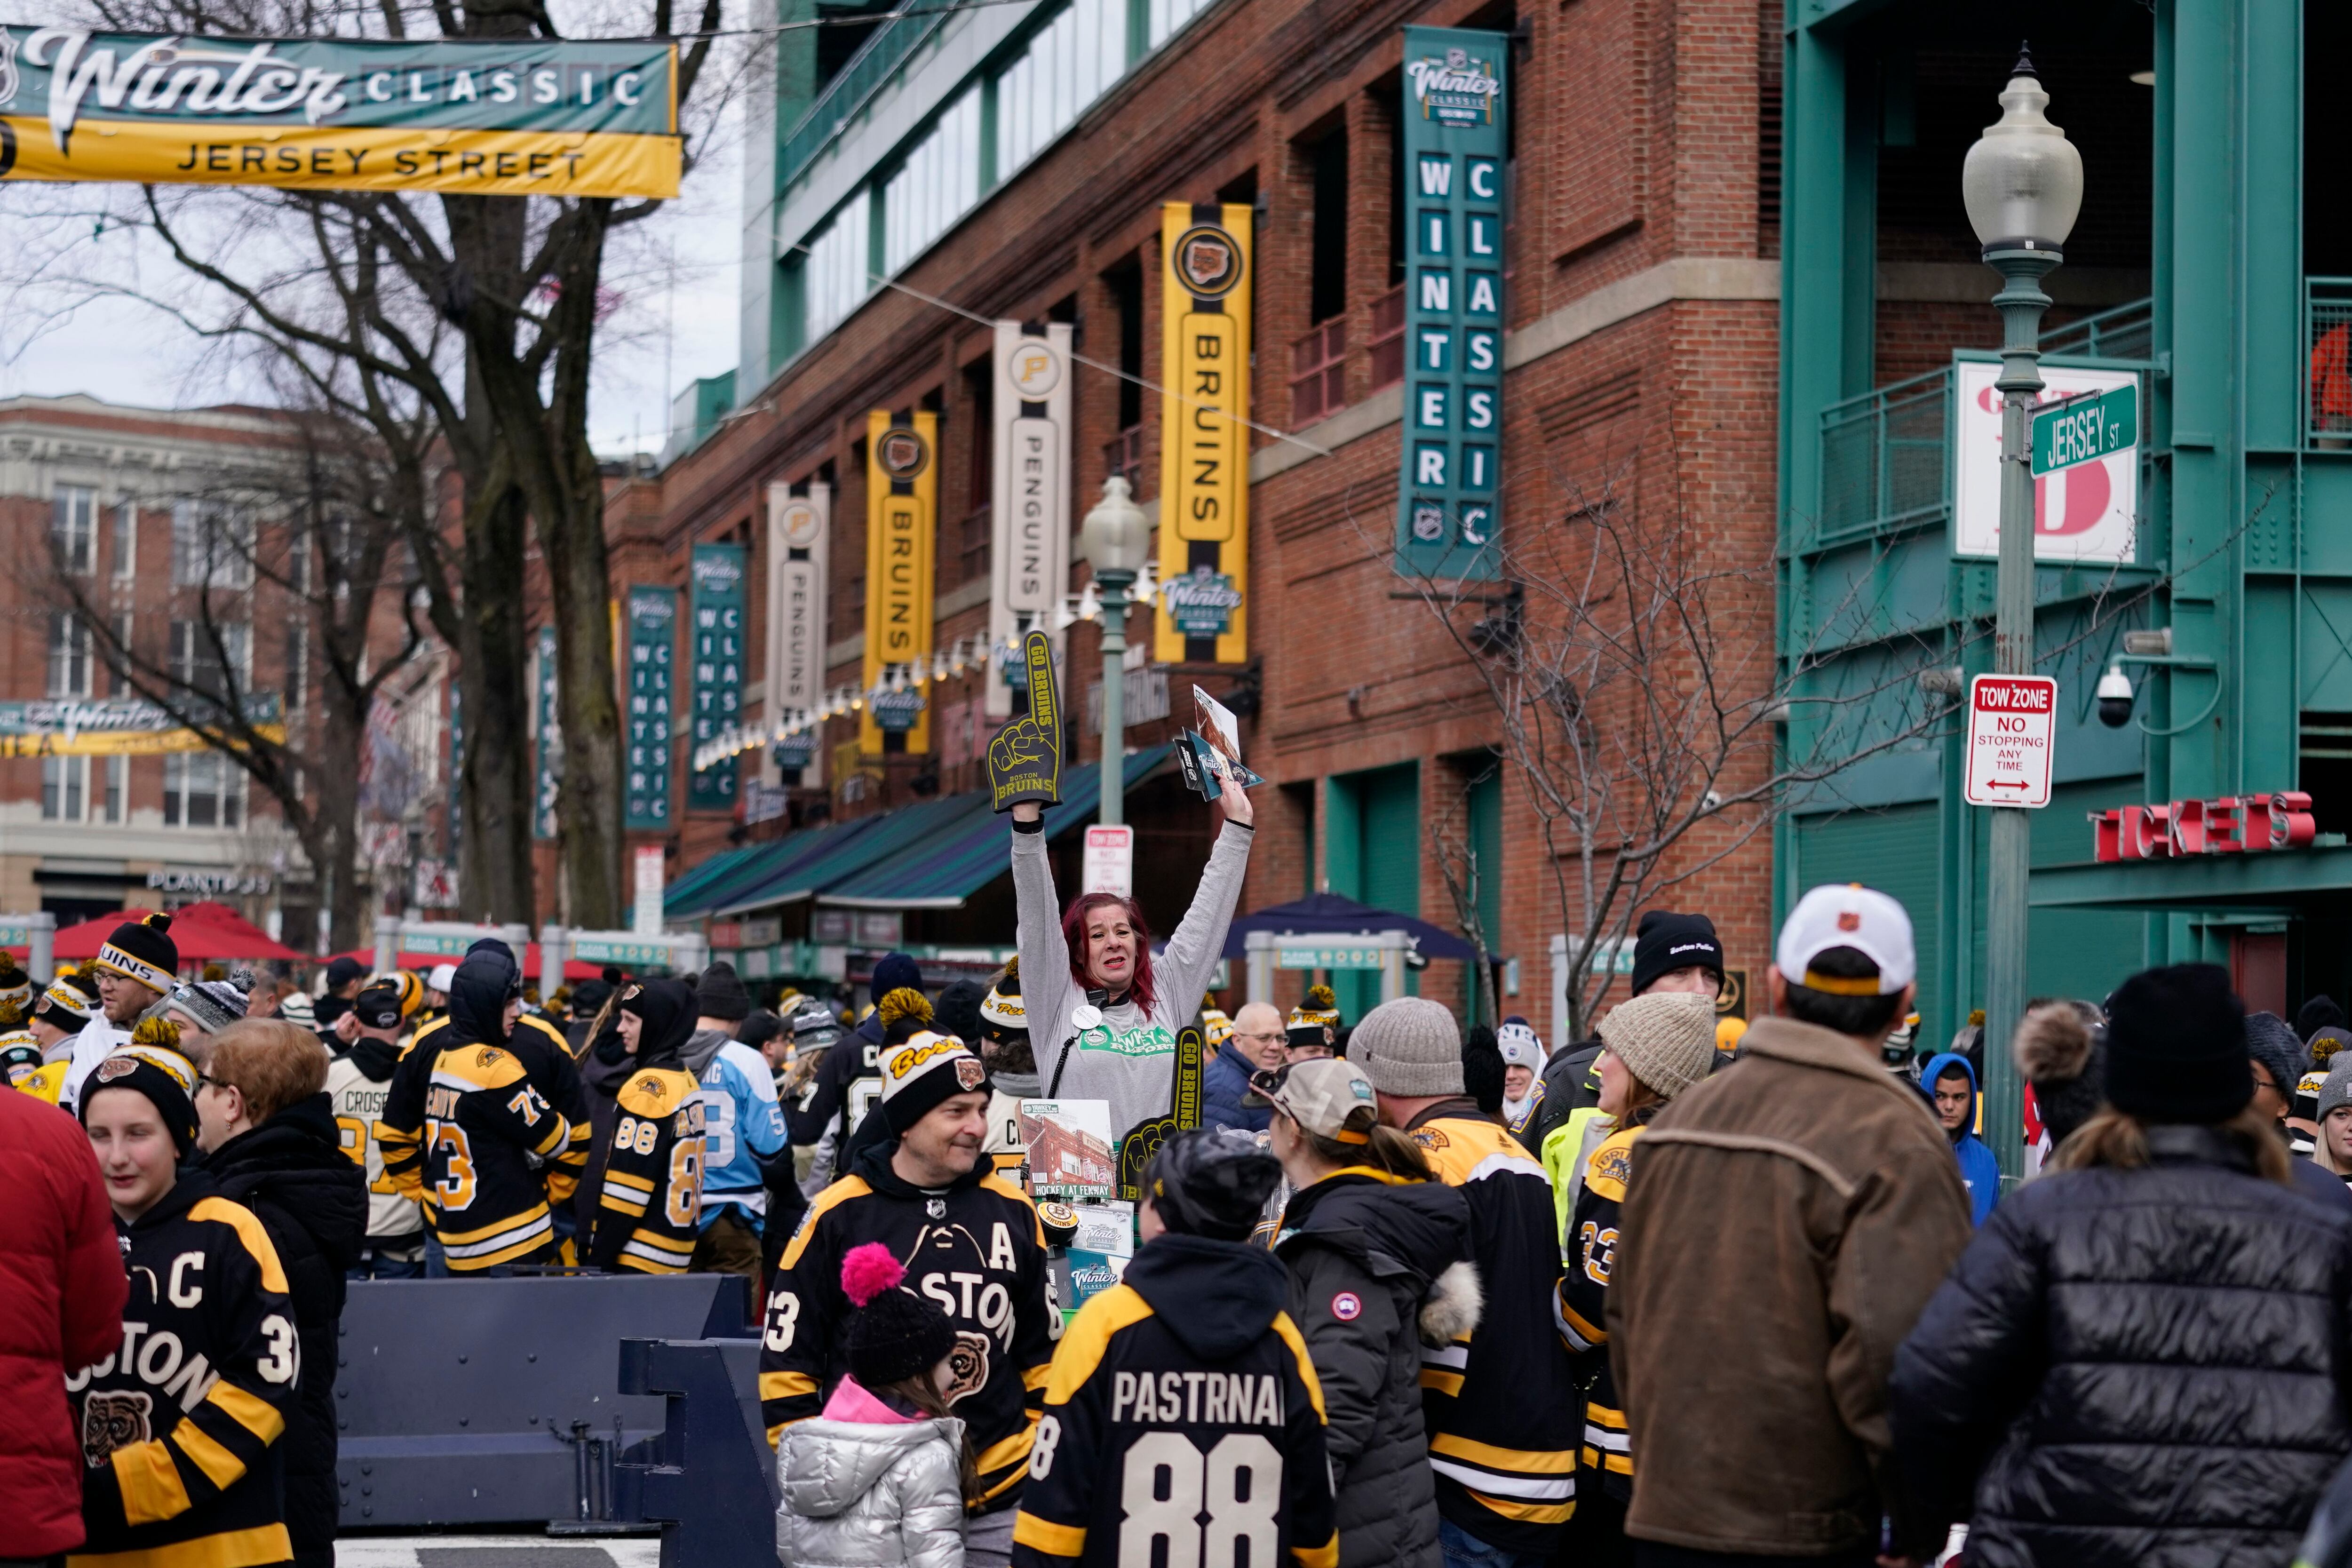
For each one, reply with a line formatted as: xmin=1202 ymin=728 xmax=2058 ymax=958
xmin=765 ymin=479 xmax=829 ymax=786
xmin=860 ymin=409 xmax=937 ymax=754
xmin=1153 ymin=202 xmax=1252 ymax=665
xmin=988 ymin=320 xmax=1074 ymax=719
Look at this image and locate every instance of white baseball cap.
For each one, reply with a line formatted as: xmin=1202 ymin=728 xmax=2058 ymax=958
xmin=427 ymin=962 xmax=458 ymax=992
xmin=1495 ymin=1017 xmax=1544 ymax=1068
xmin=1775 ymin=883 xmax=1916 ymax=996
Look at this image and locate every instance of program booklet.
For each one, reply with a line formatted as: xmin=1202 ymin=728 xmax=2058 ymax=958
xmin=1018 ymin=1099 xmax=1117 ymax=1201
xmin=1177 ymin=685 xmax=1263 ymax=800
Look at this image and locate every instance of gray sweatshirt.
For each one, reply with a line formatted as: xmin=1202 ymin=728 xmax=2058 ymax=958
xmin=1011 ymin=819 xmax=1253 ymax=1160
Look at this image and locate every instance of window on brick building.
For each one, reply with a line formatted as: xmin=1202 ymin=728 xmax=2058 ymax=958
xmin=963 ymin=358 xmax=992 ymax=585
xmin=47 ymin=613 xmax=91 ymax=699
xmin=111 ymin=498 xmax=136 ymax=578
xmin=164 ymin=751 xmax=242 ymax=828
xmin=52 ymin=485 xmax=95 ymax=574
xmin=1310 ymin=130 xmax=1349 ymax=325
xmin=170 ymin=618 xmax=249 ymax=702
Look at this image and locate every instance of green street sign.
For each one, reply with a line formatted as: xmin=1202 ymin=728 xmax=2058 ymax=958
xmin=2030 ymin=384 xmax=2138 ymax=476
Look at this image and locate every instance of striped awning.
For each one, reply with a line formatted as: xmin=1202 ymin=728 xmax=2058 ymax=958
xmin=818 ymin=745 xmax=1174 ymax=910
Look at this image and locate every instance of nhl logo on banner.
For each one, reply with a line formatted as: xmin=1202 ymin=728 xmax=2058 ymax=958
xmin=1411 ymin=502 xmax=1446 ymax=542
xmin=877 ymin=428 xmax=930 ymax=482
xmin=1175 ymin=226 xmax=1244 ymax=298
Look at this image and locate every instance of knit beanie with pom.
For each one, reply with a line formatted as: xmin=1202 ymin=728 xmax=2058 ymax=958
xmin=842 ymin=1242 xmax=959 ymax=1389
xmin=877 ymin=986 xmax=935 ymax=1043
xmin=1287 ymin=984 xmax=1340 ymax=1049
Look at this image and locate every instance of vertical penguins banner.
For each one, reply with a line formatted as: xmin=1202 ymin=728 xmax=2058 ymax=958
xmin=766 ymin=479 xmax=829 ymax=784
xmin=687 ymin=541 xmax=745 ymax=810
xmin=860 ymin=409 xmax=937 ymax=754
xmin=1394 ymin=27 xmax=1508 ymax=580
xmin=1153 ymin=201 xmax=1251 ymax=665
xmin=988 ymin=321 xmax=1073 ymax=719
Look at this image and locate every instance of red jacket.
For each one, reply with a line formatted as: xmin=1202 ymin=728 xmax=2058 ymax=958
xmin=0 ymin=1087 xmax=127 ymax=1556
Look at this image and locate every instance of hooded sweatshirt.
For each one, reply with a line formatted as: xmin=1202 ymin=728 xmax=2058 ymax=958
xmin=1010 ymin=819 xmax=1253 ymax=1177
xmin=1922 ymin=1051 xmax=2000 ymax=1226
xmin=1009 ymin=1233 xmax=1338 ymax=1568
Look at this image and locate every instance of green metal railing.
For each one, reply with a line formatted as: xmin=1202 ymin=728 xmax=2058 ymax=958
xmin=2307 ymin=278 xmax=2352 ymax=446
xmin=1814 ymin=296 xmax=2157 ymax=549
xmin=780 ymin=10 xmax=950 ymax=187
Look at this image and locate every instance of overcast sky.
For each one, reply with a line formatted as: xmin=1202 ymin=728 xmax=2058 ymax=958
xmin=0 ymin=89 xmax=746 ymax=464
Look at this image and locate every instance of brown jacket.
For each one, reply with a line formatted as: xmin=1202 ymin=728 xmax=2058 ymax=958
xmin=1605 ymin=1016 xmax=1971 ymax=1559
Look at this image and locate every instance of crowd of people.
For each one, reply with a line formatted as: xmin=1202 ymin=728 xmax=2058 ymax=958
xmin=13 ymin=772 xmax=2352 ymax=1568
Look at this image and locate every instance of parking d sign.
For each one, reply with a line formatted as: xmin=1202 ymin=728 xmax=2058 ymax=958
xmin=1965 ymin=676 xmax=2057 ymax=809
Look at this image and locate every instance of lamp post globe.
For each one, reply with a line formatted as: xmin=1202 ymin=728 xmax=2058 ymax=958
xmin=1970 ymin=45 xmax=2083 ymax=1187
xmin=1961 ymin=48 xmax=2084 ymax=258
xmin=1081 ymin=474 xmax=1152 ymax=826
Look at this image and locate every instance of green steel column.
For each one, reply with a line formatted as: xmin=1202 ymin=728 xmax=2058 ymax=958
xmin=1983 ymin=250 xmax=2059 ymax=1185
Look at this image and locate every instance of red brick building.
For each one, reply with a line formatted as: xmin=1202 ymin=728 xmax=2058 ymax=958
xmin=624 ymin=0 xmax=1786 ymax=1033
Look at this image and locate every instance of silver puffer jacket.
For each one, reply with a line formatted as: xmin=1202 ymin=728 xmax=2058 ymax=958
xmin=776 ymin=1415 xmax=967 ymax=1568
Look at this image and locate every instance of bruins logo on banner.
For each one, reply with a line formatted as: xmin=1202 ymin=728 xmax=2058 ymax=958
xmin=1153 ymin=201 xmax=1252 ymax=667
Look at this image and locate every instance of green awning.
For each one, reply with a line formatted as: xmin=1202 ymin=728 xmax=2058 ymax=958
xmin=710 ymin=791 xmax=990 ymax=916
xmin=818 ymin=744 xmax=1174 ymax=909
xmin=661 ymin=842 xmax=765 ymax=915
xmin=667 ymin=815 xmax=879 ymax=921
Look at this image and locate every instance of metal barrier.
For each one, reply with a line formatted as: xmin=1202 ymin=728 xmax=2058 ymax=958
xmin=617 ymin=1337 xmax=779 ymax=1568
xmin=334 ymin=1273 xmax=752 ymax=1528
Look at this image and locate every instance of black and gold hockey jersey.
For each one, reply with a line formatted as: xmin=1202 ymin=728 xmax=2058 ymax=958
xmin=325 ymin=1036 xmax=425 ymax=1245
xmin=763 ymin=1137 xmax=1059 ymax=1511
xmin=1553 ymin=1122 xmax=1641 ymax=1501
xmin=382 ymin=1009 xmax=589 ymax=1205
xmin=1406 ymin=1104 xmax=1580 ymax=1553
xmin=585 ymin=1065 xmax=705 ymax=1274
xmin=417 ymin=1041 xmax=572 ymax=1271
xmin=1010 ymin=1234 xmax=1337 ymax=1568
xmin=69 ymin=1170 xmax=301 ymax=1568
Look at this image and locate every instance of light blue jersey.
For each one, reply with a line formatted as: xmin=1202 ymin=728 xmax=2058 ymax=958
xmin=695 ymin=1040 xmax=787 ymax=1227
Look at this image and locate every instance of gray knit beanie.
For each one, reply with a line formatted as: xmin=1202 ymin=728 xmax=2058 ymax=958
xmin=1597 ymin=992 xmax=1718 ymax=1101
xmin=1349 ymin=996 xmax=1464 ymax=1098
xmin=2319 ymin=1061 xmax=2352 ymax=1126
xmin=2247 ymin=1011 xmax=2307 ymax=1101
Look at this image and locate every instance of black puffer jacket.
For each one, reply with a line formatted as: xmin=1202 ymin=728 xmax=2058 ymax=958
xmin=1275 ymin=1170 xmax=1481 ymax=1568
xmin=204 ymin=1093 xmax=367 ymax=1568
xmin=1891 ymin=1124 xmax=2352 ymax=1567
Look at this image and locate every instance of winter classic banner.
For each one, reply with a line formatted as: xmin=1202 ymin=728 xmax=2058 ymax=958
xmin=0 ymin=693 xmax=284 ymax=756
xmin=0 ymin=26 xmax=680 ymax=197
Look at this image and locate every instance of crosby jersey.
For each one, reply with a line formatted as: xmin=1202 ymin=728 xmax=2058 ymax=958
xmin=68 ymin=1175 xmax=301 ymax=1568
xmin=1009 ymin=1238 xmax=1338 ymax=1568
xmin=694 ymin=1040 xmax=786 ymax=1224
xmin=587 ymin=1065 xmax=706 ymax=1274
xmin=1407 ymin=1106 xmax=1581 ymax=1553
xmin=420 ymin=1042 xmax=572 ymax=1271
xmin=325 ymin=1040 xmax=425 ymax=1243
xmin=763 ymin=1144 xmax=1060 ymax=1511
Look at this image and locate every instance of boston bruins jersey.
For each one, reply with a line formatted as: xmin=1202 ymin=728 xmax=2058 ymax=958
xmin=763 ymin=1138 xmax=1059 ymax=1511
xmin=1010 ymin=1235 xmax=1337 ymax=1568
xmin=1406 ymin=1105 xmax=1581 ymax=1553
xmin=586 ymin=1065 xmax=705 ymax=1275
xmin=1553 ymin=1122 xmax=1643 ymax=1502
xmin=382 ymin=1011 xmax=590 ymax=1204
xmin=418 ymin=1041 xmax=572 ymax=1271
xmin=69 ymin=1171 xmax=301 ymax=1568
xmin=325 ymin=1038 xmax=425 ymax=1244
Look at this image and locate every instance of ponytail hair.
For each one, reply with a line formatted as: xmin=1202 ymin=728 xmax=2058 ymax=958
xmin=1285 ymin=1114 xmax=1433 ymax=1182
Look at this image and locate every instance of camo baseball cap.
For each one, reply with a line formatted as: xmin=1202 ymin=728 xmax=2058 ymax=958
xmin=1255 ymin=1057 xmax=1378 ymax=1145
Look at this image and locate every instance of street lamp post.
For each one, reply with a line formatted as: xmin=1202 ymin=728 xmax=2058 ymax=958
xmin=1081 ymin=475 xmax=1152 ymax=828
xmin=1963 ymin=47 xmax=2082 ymax=1181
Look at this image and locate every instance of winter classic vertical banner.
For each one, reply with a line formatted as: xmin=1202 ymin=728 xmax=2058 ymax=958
xmin=0 ymin=28 xmax=680 ymax=196
xmin=687 ymin=542 xmax=746 ymax=810
xmin=860 ymin=409 xmax=937 ymax=754
xmin=765 ymin=480 xmax=828 ymax=784
xmin=988 ymin=321 xmax=1073 ymax=719
xmin=532 ymin=624 xmax=558 ymax=839
xmin=1154 ymin=201 xmax=1252 ymax=665
xmin=623 ymin=586 xmax=676 ymax=829
xmin=1394 ymin=26 xmax=1508 ymax=581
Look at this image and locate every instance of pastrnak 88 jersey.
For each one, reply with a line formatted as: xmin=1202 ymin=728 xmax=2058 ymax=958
xmin=69 ymin=1173 xmax=301 ymax=1568
xmin=421 ymin=1042 xmax=572 ymax=1271
xmin=1011 ymin=1237 xmax=1336 ymax=1568
xmin=587 ymin=1066 xmax=705 ymax=1274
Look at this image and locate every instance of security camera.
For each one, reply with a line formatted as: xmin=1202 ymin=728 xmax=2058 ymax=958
xmin=2096 ymin=664 xmax=2134 ymax=728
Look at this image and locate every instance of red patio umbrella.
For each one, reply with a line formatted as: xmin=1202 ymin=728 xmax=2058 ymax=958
xmin=50 ymin=905 xmax=301 ymax=964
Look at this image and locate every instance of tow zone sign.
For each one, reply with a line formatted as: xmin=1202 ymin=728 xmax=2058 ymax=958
xmin=1965 ymin=676 xmax=2056 ymax=809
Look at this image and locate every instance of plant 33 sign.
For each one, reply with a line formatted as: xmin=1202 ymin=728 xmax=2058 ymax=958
xmin=1965 ymin=676 xmax=2056 ymax=809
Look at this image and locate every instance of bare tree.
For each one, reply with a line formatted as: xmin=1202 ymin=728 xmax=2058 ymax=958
xmin=22 ymin=0 xmax=740 ymax=926
xmin=52 ymin=403 xmax=428 ymax=951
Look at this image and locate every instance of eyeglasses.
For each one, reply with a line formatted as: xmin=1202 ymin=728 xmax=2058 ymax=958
xmin=1235 ymin=1030 xmax=1286 ymax=1045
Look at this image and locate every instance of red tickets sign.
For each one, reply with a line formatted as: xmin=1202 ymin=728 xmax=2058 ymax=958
xmin=2090 ymin=792 xmax=2317 ymax=862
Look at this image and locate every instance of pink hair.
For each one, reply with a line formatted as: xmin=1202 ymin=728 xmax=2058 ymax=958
xmin=1063 ymin=892 xmax=1156 ymax=1013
